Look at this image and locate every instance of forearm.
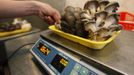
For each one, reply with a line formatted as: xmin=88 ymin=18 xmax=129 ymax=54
xmin=0 ymin=1 xmax=38 ymax=19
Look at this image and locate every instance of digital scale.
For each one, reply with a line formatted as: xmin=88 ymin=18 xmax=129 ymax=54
xmin=30 ymin=30 xmax=133 ymax=75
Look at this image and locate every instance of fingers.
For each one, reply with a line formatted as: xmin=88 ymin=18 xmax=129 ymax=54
xmin=35 ymin=1 xmax=61 ymax=24
xmin=41 ymin=10 xmax=61 ymax=24
xmin=52 ymin=10 xmax=61 ymax=24
xmin=44 ymin=16 xmax=55 ymax=25
xmin=38 ymin=10 xmax=55 ymax=24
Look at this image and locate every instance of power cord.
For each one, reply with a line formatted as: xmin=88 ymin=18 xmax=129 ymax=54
xmin=7 ymin=43 xmax=35 ymax=60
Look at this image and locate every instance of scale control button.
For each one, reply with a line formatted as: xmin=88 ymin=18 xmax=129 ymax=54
xmin=70 ymin=70 xmax=78 ymax=75
xmin=88 ymin=70 xmax=98 ymax=75
xmin=79 ymin=67 xmax=89 ymax=75
xmin=73 ymin=63 xmax=81 ymax=72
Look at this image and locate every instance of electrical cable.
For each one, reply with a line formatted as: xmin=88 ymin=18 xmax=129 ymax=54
xmin=7 ymin=42 xmax=35 ymax=60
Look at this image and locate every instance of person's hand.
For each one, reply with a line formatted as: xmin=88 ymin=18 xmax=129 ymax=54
xmin=34 ymin=1 xmax=61 ymax=24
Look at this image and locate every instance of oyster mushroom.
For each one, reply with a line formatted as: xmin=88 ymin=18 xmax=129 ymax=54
xmin=80 ymin=10 xmax=95 ymax=25
xmin=60 ymin=0 xmax=121 ymax=41
xmin=74 ymin=7 xmax=82 ymax=20
xmin=83 ymin=20 xmax=97 ymax=40
xmin=96 ymin=28 xmax=110 ymax=41
xmin=80 ymin=10 xmax=93 ymax=20
xmin=99 ymin=24 xmax=122 ymax=40
xmin=99 ymin=0 xmax=109 ymax=11
xmin=102 ymin=13 xmax=119 ymax=28
xmin=97 ymin=28 xmax=109 ymax=36
xmin=75 ymin=20 xmax=89 ymax=38
xmin=95 ymin=11 xmax=108 ymax=27
xmin=84 ymin=21 xmax=97 ymax=32
xmin=64 ymin=6 xmax=75 ymax=13
xmin=61 ymin=20 xmax=75 ymax=34
xmin=64 ymin=6 xmax=80 ymax=27
xmin=60 ymin=20 xmax=70 ymax=29
xmin=64 ymin=12 xmax=76 ymax=26
xmin=84 ymin=0 xmax=99 ymax=16
xmin=105 ymin=2 xmax=119 ymax=13
xmin=74 ymin=7 xmax=82 ymax=12
xmin=61 ymin=6 xmax=83 ymax=34
xmin=108 ymin=24 xmax=122 ymax=31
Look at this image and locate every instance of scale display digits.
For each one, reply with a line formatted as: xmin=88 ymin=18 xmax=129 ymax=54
xmin=60 ymin=58 xmax=68 ymax=67
xmin=51 ymin=54 xmax=69 ymax=73
xmin=37 ymin=43 xmax=50 ymax=55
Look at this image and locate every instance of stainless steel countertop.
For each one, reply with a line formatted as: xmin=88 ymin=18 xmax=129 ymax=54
xmin=6 ymin=32 xmax=48 ymax=75
xmin=41 ymin=30 xmax=134 ymax=75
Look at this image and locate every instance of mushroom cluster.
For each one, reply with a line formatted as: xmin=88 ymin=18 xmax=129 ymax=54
xmin=57 ymin=0 xmax=122 ymax=41
xmin=0 ymin=18 xmax=31 ymax=32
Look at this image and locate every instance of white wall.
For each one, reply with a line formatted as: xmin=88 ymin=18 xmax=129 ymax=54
xmin=111 ymin=0 xmax=134 ymax=13
xmin=65 ymin=0 xmax=88 ymax=8
xmin=65 ymin=0 xmax=134 ymax=14
xmin=38 ymin=0 xmax=66 ymax=13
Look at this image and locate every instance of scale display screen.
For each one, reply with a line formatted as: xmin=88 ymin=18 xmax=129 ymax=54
xmin=51 ymin=54 xmax=69 ymax=73
xmin=37 ymin=43 xmax=50 ymax=55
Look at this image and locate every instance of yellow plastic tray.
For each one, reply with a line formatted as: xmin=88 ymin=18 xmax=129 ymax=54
xmin=49 ymin=25 xmax=121 ymax=49
xmin=0 ymin=27 xmax=31 ymax=37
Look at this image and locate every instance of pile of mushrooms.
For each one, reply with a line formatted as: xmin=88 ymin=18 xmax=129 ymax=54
xmin=57 ymin=0 xmax=122 ymax=41
xmin=0 ymin=18 xmax=31 ymax=32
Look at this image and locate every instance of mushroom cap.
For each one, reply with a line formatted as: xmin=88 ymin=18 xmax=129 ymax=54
xmin=105 ymin=2 xmax=119 ymax=10
xmin=81 ymin=10 xmax=90 ymax=14
xmin=86 ymin=20 xmax=96 ymax=24
xmin=74 ymin=12 xmax=81 ymax=20
xmin=108 ymin=24 xmax=122 ymax=31
xmin=97 ymin=28 xmax=109 ymax=37
xmin=84 ymin=0 xmax=99 ymax=10
xmin=99 ymin=0 xmax=109 ymax=5
xmin=95 ymin=11 xmax=108 ymax=17
xmin=106 ymin=13 xmax=120 ymax=22
xmin=64 ymin=12 xmax=76 ymax=26
xmin=60 ymin=20 xmax=69 ymax=28
xmin=74 ymin=7 xmax=82 ymax=12
xmin=64 ymin=6 xmax=75 ymax=13
xmin=84 ymin=21 xmax=97 ymax=32
xmin=74 ymin=7 xmax=82 ymax=20
xmin=80 ymin=10 xmax=93 ymax=19
xmin=95 ymin=11 xmax=108 ymax=27
xmin=102 ymin=13 xmax=119 ymax=28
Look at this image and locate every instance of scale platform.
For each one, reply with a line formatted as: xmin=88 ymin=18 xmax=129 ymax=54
xmin=30 ymin=30 xmax=134 ymax=75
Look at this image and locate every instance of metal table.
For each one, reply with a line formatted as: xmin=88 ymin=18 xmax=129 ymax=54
xmin=6 ymin=32 xmax=48 ymax=75
xmin=0 ymin=28 xmax=40 ymax=75
xmin=7 ymin=30 xmax=134 ymax=75
xmin=41 ymin=30 xmax=134 ymax=75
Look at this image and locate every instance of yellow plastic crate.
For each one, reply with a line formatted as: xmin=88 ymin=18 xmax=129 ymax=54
xmin=49 ymin=25 xmax=121 ymax=49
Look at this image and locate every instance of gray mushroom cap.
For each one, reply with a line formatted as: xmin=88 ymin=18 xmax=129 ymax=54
xmin=95 ymin=11 xmax=108 ymax=27
xmin=103 ymin=13 xmax=119 ymax=28
xmin=107 ymin=13 xmax=119 ymax=23
xmin=99 ymin=0 xmax=109 ymax=5
xmin=84 ymin=0 xmax=99 ymax=9
xmin=64 ymin=6 xmax=75 ymax=13
xmin=97 ymin=28 xmax=109 ymax=37
xmin=95 ymin=11 xmax=108 ymax=16
xmin=74 ymin=7 xmax=82 ymax=20
xmin=64 ymin=12 xmax=76 ymax=26
xmin=99 ymin=0 xmax=109 ymax=11
xmin=108 ymin=24 xmax=122 ymax=31
xmin=84 ymin=0 xmax=99 ymax=15
xmin=74 ymin=7 xmax=82 ymax=12
xmin=80 ymin=10 xmax=93 ymax=20
xmin=105 ymin=2 xmax=119 ymax=13
xmin=84 ymin=21 xmax=97 ymax=32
